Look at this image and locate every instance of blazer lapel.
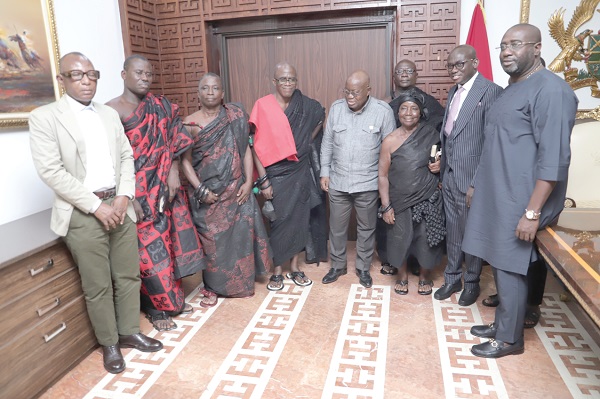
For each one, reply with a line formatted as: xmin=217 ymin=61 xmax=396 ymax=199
xmin=450 ymin=74 xmax=487 ymax=139
xmin=441 ymin=85 xmax=457 ymax=144
xmin=56 ymin=96 xmax=87 ymax=172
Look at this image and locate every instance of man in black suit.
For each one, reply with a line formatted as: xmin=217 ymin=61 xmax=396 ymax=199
xmin=431 ymin=45 xmax=502 ymax=306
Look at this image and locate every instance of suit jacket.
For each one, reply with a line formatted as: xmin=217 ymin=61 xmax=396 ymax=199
xmin=29 ymin=95 xmax=135 ymax=236
xmin=440 ymin=74 xmax=502 ymax=194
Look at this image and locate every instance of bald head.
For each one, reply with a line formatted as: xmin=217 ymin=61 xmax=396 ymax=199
xmin=274 ymin=62 xmax=297 ymax=79
xmin=450 ymin=45 xmax=477 ymax=60
xmin=446 ymin=44 xmax=479 ymax=85
xmin=344 ymin=70 xmax=371 ymax=112
xmin=505 ymin=23 xmax=542 ymax=43
xmin=59 ymin=52 xmax=89 ymax=73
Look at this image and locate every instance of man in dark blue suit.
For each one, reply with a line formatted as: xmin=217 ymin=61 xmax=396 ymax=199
xmin=431 ymin=45 xmax=502 ymax=306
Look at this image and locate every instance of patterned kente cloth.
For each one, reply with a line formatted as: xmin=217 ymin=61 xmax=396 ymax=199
xmin=123 ymin=93 xmax=205 ymax=314
xmin=251 ymin=90 xmax=327 ymax=266
xmin=188 ymin=103 xmax=271 ymax=297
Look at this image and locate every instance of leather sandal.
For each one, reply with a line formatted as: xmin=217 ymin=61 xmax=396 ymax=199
xmin=380 ymin=263 xmax=398 ymax=275
xmin=267 ymin=274 xmax=284 ymax=291
xmin=394 ymin=280 xmax=408 ymax=295
xmin=286 ymin=271 xmax=312 ymax=287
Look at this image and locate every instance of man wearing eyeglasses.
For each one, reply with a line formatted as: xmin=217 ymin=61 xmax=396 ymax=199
xmin=249 ymin=62 xmax=327 ymax=291
xmin=106 ymin=54 xmax=205 ymax=332
xmin=431 ymin=45 xmax=502 ymax=308
xmin=462 ymin=24 xmax=577 ymax=358
xmin=320 ymin=70 xmax=396 ymax=288
xmin=29 ymin=52 xmax=163 ymax=374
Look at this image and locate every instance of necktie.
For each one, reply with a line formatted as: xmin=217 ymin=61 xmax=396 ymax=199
xmin=444 ymin=86 xmax=465 ymax=136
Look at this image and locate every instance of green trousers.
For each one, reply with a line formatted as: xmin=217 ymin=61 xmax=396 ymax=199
xmin=64 ymin=205 xmax=140 ymax=346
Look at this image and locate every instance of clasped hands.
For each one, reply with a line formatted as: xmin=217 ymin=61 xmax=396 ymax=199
xmin=94 ymin=196 xmax=129 ymax=231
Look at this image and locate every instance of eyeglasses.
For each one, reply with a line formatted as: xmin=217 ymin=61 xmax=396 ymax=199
xmin=395 ymin=68 xmax=415 ymax=75
xmin=446 ymin=59 xmax=474 ymax=71
xmin=496 ymin=41 xmax=538 ymax=51
xmin=343 ymin=87 xmax=367 ymax=97
xmin=60 ymin=70 xmax=100 ymax=81
xmin=133 ymin=70 xmax=153 ymax=79
xmin=274 ymin=77 xmax=297 ymax=85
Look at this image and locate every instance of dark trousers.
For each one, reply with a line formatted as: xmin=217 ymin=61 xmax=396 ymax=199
xmin=493 ymin=267 xmax=528 ymax=343
xmin=328 ymin=188 xmax=378 ymax=271
xmin=442 ymin=170 xmax=482 ymax=289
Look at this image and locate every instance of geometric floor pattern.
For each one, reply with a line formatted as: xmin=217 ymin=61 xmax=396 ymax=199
xmin=39 ymin=246 xmax=600 ymax=399
xmin=534 ymin=294 xmax=600 ymax=399
xmin=432 ymin=290 xmax=508 ymax=399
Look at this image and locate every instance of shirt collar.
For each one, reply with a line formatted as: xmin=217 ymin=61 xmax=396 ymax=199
xmin=460 ymin=71 xmax=479 ymax=92
xmin=65 ymin=94 xmax=97 ymax=113
xmin=349 ymin=95 xmax=372 ymax=114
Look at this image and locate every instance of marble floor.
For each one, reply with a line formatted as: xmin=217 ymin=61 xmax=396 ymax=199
xmin=41 ymin=243 xmax=600 ymax=399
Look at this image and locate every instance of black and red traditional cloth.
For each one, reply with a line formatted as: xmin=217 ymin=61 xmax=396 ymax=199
xmin=123 ymin=93 xmax=205 ymax=315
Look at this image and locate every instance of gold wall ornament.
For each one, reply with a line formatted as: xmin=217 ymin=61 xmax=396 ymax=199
xmin=548 ymin=0 xmax=600 ymax=99
xmin=577 ymin=106 xmax=600 ymax=120
xmin=520 ymin=0 xmax=531 ymax=23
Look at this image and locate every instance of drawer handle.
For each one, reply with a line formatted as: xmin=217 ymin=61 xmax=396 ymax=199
xmin=37 ymin=298 xmax=61 ymax=317
xmin=30 ymin=259 xmax=54 ymax=276
xmin=44 ymin=322 xmax=66 ymax=343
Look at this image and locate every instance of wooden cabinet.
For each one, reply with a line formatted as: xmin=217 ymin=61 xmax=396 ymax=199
xmin=0 ymin=211 xmax=97 ymax=399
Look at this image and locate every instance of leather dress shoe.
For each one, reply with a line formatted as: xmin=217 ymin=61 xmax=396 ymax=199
xmin=322 ymin=268 xmax=347 ymax=284
xmin=102 ymin=344 xmax=125 ymax=374
xmin=356 ymin=269 xmax=372 ymax=288
xmin=471 ymin=338 xmax=524 ymax=358
xmin=433 ymin=281 xmax=462 ymax=300
xmin=119 ymin=333 xmax=163 ymax=352
xmin=470 ymin=322 xmax=497 ymax=338
xmin=458 ymin=286 xmax=480 ymax=306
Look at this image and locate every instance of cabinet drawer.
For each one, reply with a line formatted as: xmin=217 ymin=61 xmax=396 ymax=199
xmin=0 ymin=268 xmax=84 ymax=345
xmin=0 ymin=297 xmax=96 ymax=399
xmin=3 ymin=242 xmax=76 ymax=302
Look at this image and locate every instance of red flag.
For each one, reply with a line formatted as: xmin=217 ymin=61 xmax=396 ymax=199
xmin=466 ymin=1 xmax=493 ymax=81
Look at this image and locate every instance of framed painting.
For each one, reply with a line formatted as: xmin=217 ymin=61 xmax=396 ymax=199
xmin=0 ymin=0 xmax=60 ymax=129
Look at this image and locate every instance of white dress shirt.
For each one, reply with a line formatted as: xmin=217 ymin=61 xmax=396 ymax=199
xmin=447 ymin=71 xmax=479 ymax=123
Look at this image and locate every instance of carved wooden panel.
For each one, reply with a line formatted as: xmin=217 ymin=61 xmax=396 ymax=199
xmin=398 ymin=1 xmax=460 ymax=104
xmin=119 ymin=0 xmax=460 ymax=113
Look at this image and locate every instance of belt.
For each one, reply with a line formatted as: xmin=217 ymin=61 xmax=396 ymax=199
xmin=94 ymin=187 xmax=117 ymax=200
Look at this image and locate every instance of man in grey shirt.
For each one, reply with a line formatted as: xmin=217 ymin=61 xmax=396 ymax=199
xmin=320 ymin=70 xmax=396 ymax=288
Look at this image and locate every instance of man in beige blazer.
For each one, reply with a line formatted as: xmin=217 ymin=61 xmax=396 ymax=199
xmin=29 ymin=52 xmax=162 ymax=374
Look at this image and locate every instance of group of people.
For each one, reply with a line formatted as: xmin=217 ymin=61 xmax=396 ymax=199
xmin=29 ymin=22 xmax=577 ymax=375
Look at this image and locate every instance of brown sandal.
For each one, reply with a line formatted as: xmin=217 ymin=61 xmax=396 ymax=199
xmin=200 ymin=289 xmax=218 ymax=308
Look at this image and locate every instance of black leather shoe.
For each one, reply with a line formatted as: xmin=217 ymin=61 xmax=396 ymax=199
xmin=458 ymin=286 xmax=480 ymax=306
xmin=470 ymin=323 xmax=497 ymax=338
xmin=119 ymin=333 xmax=163 ymax=352
xmin=102 ymin=344 xmax=125 ymax=374
xmin=322 ymin=268 xmax=347 ymax=284
xmin=471 ymin=338 xmax=524 ymax=358
xmin=433 ymin=281 xmax=462 ymax=300
xmin=356 ymin=269 xmax=372 ymax=288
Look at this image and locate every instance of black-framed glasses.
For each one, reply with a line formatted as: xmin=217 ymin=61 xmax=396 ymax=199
xmin=394 ymin=68 xmax=415 ymax=75
xmin=496 ymin=41 xmax=538 ymax=51
xmin=343 ymin=87 xmax=367 ymax=97
xmin=133 ymin=69 xmax=153 ymax=79
xmin=274 ymin=77 xmax=297 ymax=85
xmin=445 ymin=59 xmax=474 ymax=71
xmin=60 ymin=70 xmax=100 ymax=81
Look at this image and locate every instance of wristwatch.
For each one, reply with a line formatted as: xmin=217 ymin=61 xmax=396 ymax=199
xmin=524 ymin=209 xmax=541 ymax=220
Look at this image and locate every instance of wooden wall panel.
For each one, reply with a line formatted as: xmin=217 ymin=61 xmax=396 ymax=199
xmin=119 ymin=0 xmax=460 ymax=114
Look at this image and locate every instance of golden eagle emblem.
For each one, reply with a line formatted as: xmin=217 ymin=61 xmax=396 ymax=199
xmin=548 ymin=0 xmax=600 ymax=72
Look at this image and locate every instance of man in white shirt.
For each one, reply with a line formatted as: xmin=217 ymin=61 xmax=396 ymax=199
xmin=29 ymin=52 xmax=162 ymax=374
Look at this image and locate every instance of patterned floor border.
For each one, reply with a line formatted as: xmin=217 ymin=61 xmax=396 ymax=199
xmin=199 ymin=281 xmax=312 ymax=399
xmin=534 ymin=293 xmax=600 ymax=398
xmin=431 ymin=289 xmax=508 ymax=399
xmin=84 ymin=286 xmax=220 ymax=399
xmin=321 ymin=284 xmax=390 ymax=399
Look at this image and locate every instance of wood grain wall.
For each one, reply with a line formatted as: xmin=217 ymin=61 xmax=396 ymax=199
xmin=119 ymin=0 xmax=460 ymax=115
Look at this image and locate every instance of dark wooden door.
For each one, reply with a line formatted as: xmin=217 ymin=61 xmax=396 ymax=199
xmin=224 ymin=26 xmax=390 ymax=113
xmin=214 ymin=13 xmax=394 ymax=241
